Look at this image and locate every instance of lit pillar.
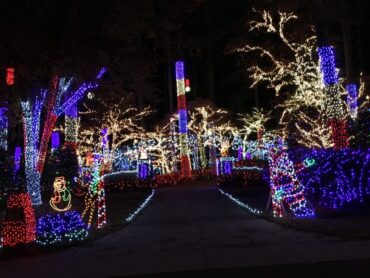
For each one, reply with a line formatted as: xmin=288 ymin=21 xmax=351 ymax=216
xmin=51 ymin=131 xmax=60 ymax=152
xmin=0 ymin=108 xmax=8 ymax=150
xmin=175 ymin=61 xmax=191 ymax=177
xmin=65 ymin=102 xmax=78 ymax=149
xmin=318 ymin=46 xmax=348 ymax=150
xmin=346 ymin=83 xmax=358 ymax=120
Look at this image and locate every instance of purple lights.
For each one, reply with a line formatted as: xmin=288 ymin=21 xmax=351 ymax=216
xmin=14 ymin=146 xmax=21 ymax=172
xmin=65 ymin=103 xmax=78 ymax=118
xmin=101 ymin=127 xmax=108 ymax=147
xmin=51 ymin=131 xmax=60 ymax=149
xmin=138 ymin=161 xmax=150 ymax=180
xmin=223 ymin=160 xmax=233 ymax=175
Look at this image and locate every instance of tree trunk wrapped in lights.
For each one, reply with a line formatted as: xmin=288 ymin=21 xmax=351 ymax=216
xmin=317 ymin=46 xmax=349 ymax=150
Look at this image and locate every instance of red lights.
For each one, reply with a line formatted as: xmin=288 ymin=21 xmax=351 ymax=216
xmin=328 ymin=119 xmax=349 ymax=150
xmin=6 ymin=68 xmax=14 ymax=85
xmin=1 ymin=193 xmax=36 ymax=247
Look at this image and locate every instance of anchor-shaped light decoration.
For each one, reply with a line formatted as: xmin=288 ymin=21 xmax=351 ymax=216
xmin=50 ymin=176 xmax=72 ymax=212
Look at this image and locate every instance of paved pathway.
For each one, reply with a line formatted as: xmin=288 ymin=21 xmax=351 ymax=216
xmin=1 ymin=184 xmax=370 ymax=277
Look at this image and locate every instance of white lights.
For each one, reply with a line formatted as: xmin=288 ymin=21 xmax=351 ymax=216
xmin=218 ymin=188 xmax=262 ymax=215
xmin=125 ymin=189 xmax=155 ymax=222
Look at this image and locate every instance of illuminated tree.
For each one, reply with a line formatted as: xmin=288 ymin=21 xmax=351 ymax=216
xmin=188 ymin=105 xmax=228 ymax=168
xmin=139 ymin=123 xmax=175 ymax=174
xmin=230 ymin=9 xmax=344 ymax=148
xmin=79 ymin=97 xmax=152 ymax=155
xmin=22 ymin=70 xmax=105 ymax=205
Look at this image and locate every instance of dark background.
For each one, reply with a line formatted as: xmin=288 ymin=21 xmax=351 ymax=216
xmin=0 ymin=0 xmax=369 ymax=121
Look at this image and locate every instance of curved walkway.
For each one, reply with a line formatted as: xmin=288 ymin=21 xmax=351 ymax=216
xmin=1 ymin=184 xmax=370 ymax=277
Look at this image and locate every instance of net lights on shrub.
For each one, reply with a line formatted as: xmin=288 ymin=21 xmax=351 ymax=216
xmin=125 ymin=189 xmax=155 ymax=222
xmin=318 ymin=46 xmax=348 ymax=150
xmin=297 ymin=148 xmax=370 ymax=209
xmin=176 ymin=61 xmax=191 ymax=177
xmin=1 ymin=193 xmax=36 ymax=247
xmin=36 ymin=210 xmax=88 ymax=246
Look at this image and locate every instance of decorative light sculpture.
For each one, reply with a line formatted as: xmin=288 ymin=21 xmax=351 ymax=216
xmin=6 ymin=67 xmax=14 ymax=85
xmin=82 ymin=155 xmax=106 ymax=229
xmin=175 ymin=61 xmax=191 ymax=177
xmin=267 ymin=140 xmax=315 ymax=218
xmin=49 ymin=176 xmax=72 ymax=212
xmin=318 ymin=46 xmax=348 ymax=149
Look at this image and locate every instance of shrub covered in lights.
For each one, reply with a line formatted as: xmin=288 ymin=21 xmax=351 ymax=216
xmin=36 ymin=210 xmax=88 ymax=246
xmin=291 ymin=148 xmax=370 ymax=210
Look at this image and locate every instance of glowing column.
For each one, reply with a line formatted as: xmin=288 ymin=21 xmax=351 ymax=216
xmin=346 ymin=83 xmax=358 ymax=120
xmin=14 ymin=146 xmax=21 ymax=173
xmin=175 ymin=61 xmax=191 ymax=177
xmin=51 ymin=131 xmax=60 ymax=152
xmin=318 ymin=46 xmax=348 ymax=150
xmin=0 ymin=108 xmax=8 ymax=150
xmin=65 ymin=102 xmax=78 ymax=149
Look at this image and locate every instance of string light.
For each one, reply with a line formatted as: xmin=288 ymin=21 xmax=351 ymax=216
xmin=1 ymin=193 xmax=36 ymax=247
xmin=218 ymin=188 xmax=262 ymax=215
xmin=125 ymin=189 xmax=155 ymax=222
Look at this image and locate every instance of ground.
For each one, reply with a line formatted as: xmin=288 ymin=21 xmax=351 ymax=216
xmin=1 ymin=183 xmax=370 ymax=277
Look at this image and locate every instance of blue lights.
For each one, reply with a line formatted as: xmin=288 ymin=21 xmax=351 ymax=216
xmin=36 ymin=210 xmax=89 ymax=245
xmin=318 ymin=46 xmax=339 ymax=86
xmin=178 ymin=109 xmax=188 ymax=134
xmin=0 ymin=107 xmax=8 ymax=150
xmin=346 ymin=83 xmax=358 ymax=120
xmin=175 ymin=61 xmax=185 ymax=80
xmin=294 ymin=148 xmax=370 ymax=209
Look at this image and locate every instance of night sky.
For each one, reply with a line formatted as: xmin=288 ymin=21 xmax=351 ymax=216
xmin=0 ymin=0 xmax=369 ymax=121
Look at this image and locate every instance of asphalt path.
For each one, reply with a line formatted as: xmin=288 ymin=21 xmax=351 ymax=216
xmin=1 ymin=184 xmax=370 ymax=277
